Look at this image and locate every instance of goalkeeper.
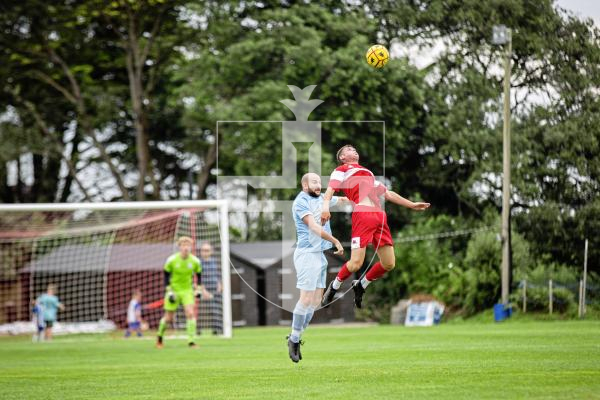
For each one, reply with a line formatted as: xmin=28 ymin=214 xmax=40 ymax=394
xmin=156 ymin=236 xmax=209 ymax=348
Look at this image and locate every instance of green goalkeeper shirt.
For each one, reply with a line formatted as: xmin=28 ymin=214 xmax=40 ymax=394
xmin=164 ymin=252 xmax=202 ymax=293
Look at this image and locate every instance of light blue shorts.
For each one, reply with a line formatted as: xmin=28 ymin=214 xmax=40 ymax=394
xmin=293 ymin=249 xmax=328 ymax=291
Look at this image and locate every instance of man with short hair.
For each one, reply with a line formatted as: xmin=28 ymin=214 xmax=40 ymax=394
xmin=199 ymin=241 xmax=222 ymax=335
xmin=321 ymin=145 xmax=430 ymax=309
xmin=288 ymin=172 xmax=346 ymax=363
xmin=156 ymin=236 xmax=209 ymax=348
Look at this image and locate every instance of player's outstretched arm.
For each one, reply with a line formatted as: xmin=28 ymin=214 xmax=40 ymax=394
xmin=320 ymin=187 xmax=336 ymax=225
xmin=384 ymin=190 xmax=430 ymax=210
xmin=302 ymin=214 xmax=344 ymax=255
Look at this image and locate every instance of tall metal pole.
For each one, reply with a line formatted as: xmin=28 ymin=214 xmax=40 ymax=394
xmin=501 ymin=29 xmax=512 ymax=305
xmin=583 ymin=238 xmax=588 ymax=316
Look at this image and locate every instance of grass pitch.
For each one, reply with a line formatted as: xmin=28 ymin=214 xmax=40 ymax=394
xmin=1 ymin=320 xmax=599 ymax=399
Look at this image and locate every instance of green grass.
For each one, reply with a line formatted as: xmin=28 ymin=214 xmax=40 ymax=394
xmin=1 ymin=320 xmax=599 ymax=399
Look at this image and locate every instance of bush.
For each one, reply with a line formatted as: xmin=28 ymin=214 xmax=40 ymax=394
xmin=359 ymin=215 xmax=463 ymax=322
xmin=357 ymin=213 xmax=583 ymax=322
xmin=513 ymin=260 xmax=579 ymax=284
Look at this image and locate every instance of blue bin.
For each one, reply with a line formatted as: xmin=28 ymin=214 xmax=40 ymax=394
xmin=494 ymin=303 xmax=511 ymax=322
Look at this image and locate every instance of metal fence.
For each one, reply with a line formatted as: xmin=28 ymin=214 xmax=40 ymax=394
xmin=515 ymin=279 xmax=599 ymax=316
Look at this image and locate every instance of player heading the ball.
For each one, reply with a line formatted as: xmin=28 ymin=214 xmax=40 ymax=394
xmin=320 ymin=145 xmax=430 ymax=309
xmin=288 ymin=173 xmax=347 ymax=363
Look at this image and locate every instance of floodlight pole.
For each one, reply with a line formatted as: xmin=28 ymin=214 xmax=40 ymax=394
xmin=493 ymin=26 xmax=513 ymax=305
xmin=501 ymin=29 xmax=512 ymax=305
xmin=583 ymin=238 xmax=588 ymax=316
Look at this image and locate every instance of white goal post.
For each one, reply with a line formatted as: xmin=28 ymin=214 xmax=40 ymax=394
xmin=0 ymin=200 xmax=232 ymax=338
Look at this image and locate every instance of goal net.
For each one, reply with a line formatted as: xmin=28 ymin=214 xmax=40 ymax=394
xmin=0 ymin=201 xmax=232 ymax=338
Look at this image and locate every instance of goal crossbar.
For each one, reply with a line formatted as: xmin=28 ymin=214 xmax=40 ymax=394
xmin=0 ymin=200 xmax=228 ymax=212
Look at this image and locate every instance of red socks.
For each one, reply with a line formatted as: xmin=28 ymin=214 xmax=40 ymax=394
xmin=336 ymin=263 xmax=353 ymax=282
xmin=365 ymin=262 xmax=387 ymax=282
xmin=337 ymin=261 xmax=389 ymax=284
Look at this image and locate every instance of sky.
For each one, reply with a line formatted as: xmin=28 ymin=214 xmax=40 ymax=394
xmin=556 ymin=0 xmax=600 ymax=26
xmin=395 ymin=0 xmax=599 ymax=71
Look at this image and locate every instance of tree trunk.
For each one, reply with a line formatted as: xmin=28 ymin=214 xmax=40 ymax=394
xmin=196 ymin=139 xmax=218 ymax=199
xmin=59 ymin=131 xmax=92 ymax=203
xmin=124 ymin=8 xmax=162 ymax=200
xmin=43 ymin=48 xmax=130 ymax=200
xmin=31 ymin=153 xmax=43 ymax=202
xmin=15 ymin=158 xmax=23 ymax=203
xmin=0 ymin=160 xmax=11 ymax=203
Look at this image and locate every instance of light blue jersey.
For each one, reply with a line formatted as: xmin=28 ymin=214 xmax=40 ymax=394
xmin=37 ymin=294 xmax=60 ymax=322
xmin=292 ymin=192 xmax=339 ymax=252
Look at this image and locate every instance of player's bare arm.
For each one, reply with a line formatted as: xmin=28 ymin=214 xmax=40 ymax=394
xmin=302 ymin=214 xmax=344 ymax=255
xmin=320 ymin=187 xmax=336 ymax=225
xmin=194 ymin=281 xmax=212 ymax=300
xmin=201 ymin=285 xmax=213 ymax=299
xmin=384 ymin=190 xmax=430 ymax=210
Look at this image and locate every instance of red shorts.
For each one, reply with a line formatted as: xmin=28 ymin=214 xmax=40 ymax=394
xmin=351 ymin=205 xmax=394 ymax=250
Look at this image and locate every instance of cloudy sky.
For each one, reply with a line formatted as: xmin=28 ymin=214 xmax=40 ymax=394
xmin=556 ymin=0 xmax=600 ymax=26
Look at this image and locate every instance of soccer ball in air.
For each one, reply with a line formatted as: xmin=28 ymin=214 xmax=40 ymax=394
xmin=365 ymin=45 xmax=389 ymax=69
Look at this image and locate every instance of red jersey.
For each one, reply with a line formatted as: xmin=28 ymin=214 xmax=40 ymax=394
xmin=328 ymin=163 xmax=387 ymax=209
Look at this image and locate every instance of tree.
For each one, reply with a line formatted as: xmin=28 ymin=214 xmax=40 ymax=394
xmin=367 ymin=0 xmax=600 ymax=271
xmin=0 ymin=0 xmax=190 ymax=201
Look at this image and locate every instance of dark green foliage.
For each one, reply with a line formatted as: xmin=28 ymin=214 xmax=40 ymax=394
xmin=359 ymin=212 xmax=584 ymax=320
xmin=0 ymin=1 xmax=598 ymax=312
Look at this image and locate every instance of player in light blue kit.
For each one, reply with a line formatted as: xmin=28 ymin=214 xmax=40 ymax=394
xmin=287 ymin=172 xmax=347 ymax=363
xmin=36 ymin=284 xmax=65 ymax=341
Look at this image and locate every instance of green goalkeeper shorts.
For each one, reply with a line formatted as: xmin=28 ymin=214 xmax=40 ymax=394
xmin=163 ymin=289 xmax=195 ymax=311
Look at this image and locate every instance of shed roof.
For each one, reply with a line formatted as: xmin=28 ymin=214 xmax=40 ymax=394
xmin=21 ymin=243 xmax=174 ymax=273
xmin=230 ymin=241 xmax=296 ymax=270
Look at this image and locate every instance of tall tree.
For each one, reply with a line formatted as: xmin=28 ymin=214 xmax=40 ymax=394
xmin=367 ymin=0 xmax=600 ymax=268
xmin=0 ymin=0 xmax=189 ymax=201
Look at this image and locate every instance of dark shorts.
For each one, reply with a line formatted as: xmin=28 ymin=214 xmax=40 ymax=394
xmin=44 ymin=320 xmax=54 ymax=328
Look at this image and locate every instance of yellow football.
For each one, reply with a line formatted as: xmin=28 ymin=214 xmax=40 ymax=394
xmin=365 ymin=44 xmax=389 ymax=69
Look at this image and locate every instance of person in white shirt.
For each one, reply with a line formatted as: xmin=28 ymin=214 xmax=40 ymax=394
xmin=125 ymin=289 xmax=143 ymax=338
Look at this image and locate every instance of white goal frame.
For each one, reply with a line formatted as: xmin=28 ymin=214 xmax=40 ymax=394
xmin=0 ymin=200 xmax=232 ymax=338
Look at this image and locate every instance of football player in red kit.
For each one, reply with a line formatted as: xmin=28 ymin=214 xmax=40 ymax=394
xmin=320 ymin=145 xmax=430 ymax=308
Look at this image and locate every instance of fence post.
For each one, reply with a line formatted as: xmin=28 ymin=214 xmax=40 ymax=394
xmin=549 ymin=279 xmax=553 ymax=315
xmin=580 ymin=279 xmax=583 ymax=317
xmin=522 ymin=279 xmax=527 ymax=313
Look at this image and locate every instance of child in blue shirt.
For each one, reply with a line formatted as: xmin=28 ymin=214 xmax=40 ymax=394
xmin=31 ymin=300 xmax=45 ymax=342
xmin=36 ymin=284 xmax=64 ymax=341
xmin=125 ymin=289 xmax=144 ymax=337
